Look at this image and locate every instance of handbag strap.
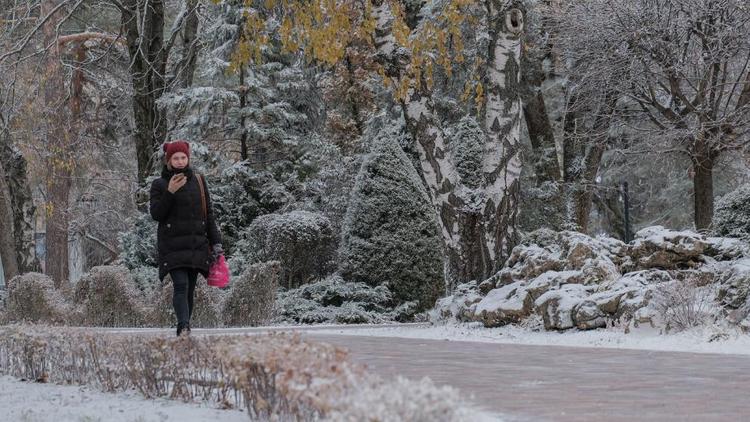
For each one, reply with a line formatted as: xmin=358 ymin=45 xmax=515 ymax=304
xmin=195 ymin=173 xmax=208 ymax=221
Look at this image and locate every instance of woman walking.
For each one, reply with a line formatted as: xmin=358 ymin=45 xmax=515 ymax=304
xmin=149 ymin=141 xmax=223 ymax=336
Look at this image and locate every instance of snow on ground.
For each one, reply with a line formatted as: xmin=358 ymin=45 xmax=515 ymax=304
xmin=311 ymin=322 xmax=750 ymax=355
xmin=1 ymin=375 xmax=247 ymax=422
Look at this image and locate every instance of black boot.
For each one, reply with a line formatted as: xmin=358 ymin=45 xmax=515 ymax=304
xmin=176 ymin=322 xmax=190 ymax=337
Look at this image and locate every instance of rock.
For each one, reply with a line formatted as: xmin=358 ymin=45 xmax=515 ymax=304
xmin=563 ymin=234 xmax=597 ymax=268
xmin=560 ymin=230 xmax=627 ymax=269
xmin=587 ymin=290 xmax=628 ymax=315
xmin=629 ymin=226 xmax=709 ymax=270
xmin=633 ymin=304 xmax=660 ymax=328
xmin=616 ymin=288 xmax=654 ymax=321
xmin=526 ymin=270 xmax=582 ymax=300
xmin=433 ymin=282 xmax=483 ymax=322
xmin=473 ymin=281 xmax=533 ymax=327
xmin=478 ymin=279 xmax=497 ymax=295
xmin=503 ymin=244 xmax=564 ymax=280
xmin=573 ymin=300 xmax=607 ymax=330
xmin=534 ymin=284 xmax=592 ymax=330
xmin=597 ymin=269 xmax=673 ymax=292
xmin=577 ymin=256 xmax=621 ymax=285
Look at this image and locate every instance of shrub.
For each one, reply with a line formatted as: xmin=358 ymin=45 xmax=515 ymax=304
xmin=339 ymin=128 xmax=444 ymax=311
xmin=230 ymin=211 xmax=335 ymax=288
xmin=0 ymin=325 xmax=485 ymax=421
xmin=713 ymin=183 xmax=750 ymax=239
xmin=273 ymin=275 xmax=419 ymax=324
xmin=3 ymin=272 xmax=69 ymax=324
xmin=117 ymin=213 xmax=158 ymax=270
xmin=651 ymin=278 xmax=712 ymax=331
xmin=222 ymin=261 xmax=281 ymax=327
xmin=72 ymin=265 xmax=148 ymax=327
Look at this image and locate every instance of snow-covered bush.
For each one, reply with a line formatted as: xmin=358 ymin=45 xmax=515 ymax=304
xmin=448 ymin=116 xmax=485 ymax=189
xmin=230 ymin=210 xmax=335 ymax=288
xmin=212 ymin=162 xmax=292 ymax=252
xmin=714 ymin=184 xmax=750 ymax=240
xmin=129 ymin=265 xmax=159 ymax=294
xmin=273 ymin=275 xmax=418 ymax=324
xmin=3 ymin=273 xmax=69 ymax=324
xmin=222 ymin=261 xmax=280 ymax=327
xmin=328 ymin=376 xmax=488 ymax=422
xmin=148 ymin=276 xmax=224 ymax=328
xmin=117 ymin=213 xmax=157 ymax=271
xmin=339 ymin=127 xmax=444 ymax=311
xmin=72 ymin=266 xmax=148 ymax=327
xmin=651 ymin=277 xmax=713 ymax=332
xmin=0 ymin=324 xmax=486 ymax=420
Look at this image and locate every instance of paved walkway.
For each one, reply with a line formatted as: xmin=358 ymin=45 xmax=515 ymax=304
xmin=305 ymin=334 xmax=750 ymax=422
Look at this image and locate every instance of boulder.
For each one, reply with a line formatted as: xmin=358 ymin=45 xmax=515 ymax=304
xmin=473 ymin=281 xmax=533 ymax=327
xmin=573 ymin=300 xmax=607 ymax=330
xmin=433 ymin=281 xmax=483 ymax=322
xmin=534 ymin=284 xmax=593 ymax=330
xmin=628 ymin=226 xmax=709 ymax=271
xmin=526 ymin=270 xmax=582 ymax=300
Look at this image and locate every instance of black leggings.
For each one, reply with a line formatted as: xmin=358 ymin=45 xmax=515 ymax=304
xmin=170 ymin=268 xmax=198 ymax=327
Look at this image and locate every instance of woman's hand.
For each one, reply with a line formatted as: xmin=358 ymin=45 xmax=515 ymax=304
xmin=210 ymin=243 xmax=224 ymax=264
xmin=167 ymin=173 xmax=187 ymax=193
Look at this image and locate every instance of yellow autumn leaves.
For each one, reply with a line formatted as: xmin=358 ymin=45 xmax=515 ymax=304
xmin=230 ymin=0 xmax=485 ymax=106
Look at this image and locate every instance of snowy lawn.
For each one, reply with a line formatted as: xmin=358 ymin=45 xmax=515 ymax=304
xmin=310 ymin=321 xmax=750 ymax=355
xmin=1 ymin=375 xmax=247 ymax=422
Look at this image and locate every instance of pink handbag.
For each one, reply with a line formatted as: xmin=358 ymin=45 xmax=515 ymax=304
xmin=207 ymin=255 xmax=230 ymax=288
xmin=197 ymin=174 xmax=230 ymax=288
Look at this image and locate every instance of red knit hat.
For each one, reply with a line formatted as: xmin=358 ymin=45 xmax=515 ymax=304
xmin=163 ymin=141 xmax=190 ymax=162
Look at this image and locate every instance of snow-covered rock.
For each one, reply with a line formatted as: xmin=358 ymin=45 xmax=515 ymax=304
xmin=535 ymin=283 xmax=593 ymax=330
xmin=432 ymin=281 xmax=483 ymax=322
xmin=438 ymin=227 xmax=750 ymax=332
xmin=628 ymin=226 xmax=710 ymax=271
xmin=473 ymin=282 xmax=533 ymax=327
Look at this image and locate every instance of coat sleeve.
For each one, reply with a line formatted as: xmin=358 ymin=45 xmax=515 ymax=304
xmin=149 ymin=179 xmax=175 ymax=222
xmin=203 ymin=175 xmax=222 ymax=246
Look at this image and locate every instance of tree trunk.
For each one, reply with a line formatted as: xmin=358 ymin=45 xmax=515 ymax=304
xmin=175 ymin=0 xmax=200 ymax=89
xmin=0 ymin=157 xmax=19 ymax=283
xmin=42 ymin=0 xmax=70 ymax=287
xmin=567 ymin=93 xmax=616 ymax=232
xmin=374 ymin=1 xmax=525 ymax=288
xmin=239 ymin=66 xmax=248 ymax=161
xmin=692 ymin=140 xmax=716 ymax=231
xmin=571 ymin=140 xmax=606 ymax=232
xmin=520 ymin=20 xmax=561 ymax=185
xmin=0 ymin=132 xmax=39 ymax=274
xmin=122 ymin=0 xmax=167 ymax=185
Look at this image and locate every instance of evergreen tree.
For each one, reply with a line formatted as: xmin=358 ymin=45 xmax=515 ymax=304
xmin=339 ymin=124 xmax=444 ymax=311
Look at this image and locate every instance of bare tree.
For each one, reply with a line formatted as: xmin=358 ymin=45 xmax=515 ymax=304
xmin=556 ymin=0 xmax=750 ymax=230
xmin=120 ymin=0 xmax=203 ymax=185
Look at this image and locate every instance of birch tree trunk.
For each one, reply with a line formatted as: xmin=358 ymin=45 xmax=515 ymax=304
xmin=374 ymin=0 xmax=525 ymax=288
xmin=0 ymin=157 xmax=18 ymax=283
xmin=0 ymin=133 xmax=39 ymax=274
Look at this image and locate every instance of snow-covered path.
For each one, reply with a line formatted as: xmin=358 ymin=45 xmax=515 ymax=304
xmin=1 ymin=375 xmax=248 ymax=422
xmin=41 ymin=324 xmax=750 ymax=421
xmin=306 ymin=333 xmax=750 ymax=422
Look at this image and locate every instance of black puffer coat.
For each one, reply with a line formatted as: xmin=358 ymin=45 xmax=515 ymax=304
xmin=149 ymin=165 xmax=222 ymax=281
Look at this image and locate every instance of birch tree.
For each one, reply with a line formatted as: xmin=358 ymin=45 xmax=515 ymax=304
xmin=232 ymin=0 xmax=525 ymax=287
